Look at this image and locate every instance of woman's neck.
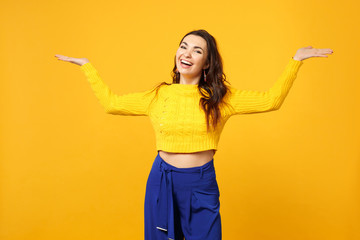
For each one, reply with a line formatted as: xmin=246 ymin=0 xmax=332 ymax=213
xmin=179 ymin=74 xmax=200 ymax=85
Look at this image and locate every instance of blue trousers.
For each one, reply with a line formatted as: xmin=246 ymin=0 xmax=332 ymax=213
xmin=144 ymin=152 xmax=222 ymax=240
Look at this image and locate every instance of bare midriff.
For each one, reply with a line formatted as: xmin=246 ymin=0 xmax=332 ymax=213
xmin=158 ymin=149 xmax=216 ymax=168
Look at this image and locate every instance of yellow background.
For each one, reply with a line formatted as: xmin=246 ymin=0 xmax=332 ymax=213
xmin=1 ymin=0 xmax=359 ymax=239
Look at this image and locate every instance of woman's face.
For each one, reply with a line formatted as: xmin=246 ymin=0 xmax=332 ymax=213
xmin=175 ymin=34 xmax=209 ymax=80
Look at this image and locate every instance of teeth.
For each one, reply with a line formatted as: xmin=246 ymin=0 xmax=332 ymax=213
xmin=181 ymin=59 xmax=193 ymax=65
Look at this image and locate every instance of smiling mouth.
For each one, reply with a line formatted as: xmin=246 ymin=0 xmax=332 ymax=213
xmin=180 ymin=59 xmax=193 ymax=68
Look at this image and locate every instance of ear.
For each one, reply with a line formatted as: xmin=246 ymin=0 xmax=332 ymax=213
xmin=203 ymin=62 xmax=210 ymax=70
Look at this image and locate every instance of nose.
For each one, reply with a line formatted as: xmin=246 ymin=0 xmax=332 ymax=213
xmin=184 ymin=48 xmax=192 ymax=58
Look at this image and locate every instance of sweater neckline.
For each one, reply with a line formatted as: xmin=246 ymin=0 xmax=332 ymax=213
xmin=170 ymin=83 xmax=199 ymax=91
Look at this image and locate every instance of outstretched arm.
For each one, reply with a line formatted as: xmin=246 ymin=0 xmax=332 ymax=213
xmin=79 ymin=62 xmax=157 ymax=116
xmin=54 ymin=54 xmax=157 ymax=116
xmin=225 ymin=46 xmax=333 ymax=116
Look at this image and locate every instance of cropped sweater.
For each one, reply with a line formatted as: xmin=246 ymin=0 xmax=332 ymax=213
xmin=80 ymin=57 xmax=303 ymax=153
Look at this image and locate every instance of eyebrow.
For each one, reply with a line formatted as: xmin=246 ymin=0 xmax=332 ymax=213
xmin=181 ymin=41 xmax=204 ymax=51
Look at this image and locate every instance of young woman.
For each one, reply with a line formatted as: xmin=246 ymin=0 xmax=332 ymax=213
xmin=55 ymin=29 xmax=333 ymax=240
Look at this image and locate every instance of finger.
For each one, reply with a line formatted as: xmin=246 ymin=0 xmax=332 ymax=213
xmin=320 ymin=49 xmax=333 ymax=53
xmin=55 ymin=55 xmax=66 ymax=60
xmin=316 ymin=50 xmax=332 ymax=55
xmin=56 ymin=56 xmax=70 ymax=61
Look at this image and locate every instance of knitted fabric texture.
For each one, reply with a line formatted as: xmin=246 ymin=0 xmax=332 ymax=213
xmin=80 ymin=57 xmax=303 ymax=153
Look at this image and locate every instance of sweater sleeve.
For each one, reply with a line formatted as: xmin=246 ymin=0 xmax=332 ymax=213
xmin=226 ymin=57 xmax=304 ymax=116
xmin=80 ymin=62 xmax=157 ymax=116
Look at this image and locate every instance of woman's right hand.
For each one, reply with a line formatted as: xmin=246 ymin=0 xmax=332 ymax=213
xmin=54 ymin=54 xmax=90 ymax=66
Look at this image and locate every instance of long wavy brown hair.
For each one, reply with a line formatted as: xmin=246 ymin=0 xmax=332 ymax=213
xmin=148 ymin=29 xmax=232 ymax=132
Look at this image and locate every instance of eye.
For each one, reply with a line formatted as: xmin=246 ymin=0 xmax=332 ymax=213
xmin=196 ymin=51 xmax=202 ymax=54
xmin=180 ymin=46 xmax=186 ymax=49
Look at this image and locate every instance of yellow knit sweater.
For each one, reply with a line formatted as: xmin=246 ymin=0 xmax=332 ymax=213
xmin=80 ymin=57 xmax=303 ymax=153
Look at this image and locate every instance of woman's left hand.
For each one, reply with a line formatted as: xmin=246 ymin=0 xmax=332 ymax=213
xmin=293 ymin=46 xmax=334 ymax=61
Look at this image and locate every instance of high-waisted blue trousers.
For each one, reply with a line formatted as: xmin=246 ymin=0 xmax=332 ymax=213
xmin=144 ymin=152 xmax=222 ymax=240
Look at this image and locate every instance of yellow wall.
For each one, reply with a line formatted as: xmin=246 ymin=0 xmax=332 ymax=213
xmin=1 ymin=0 xmax=359 ymax=239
